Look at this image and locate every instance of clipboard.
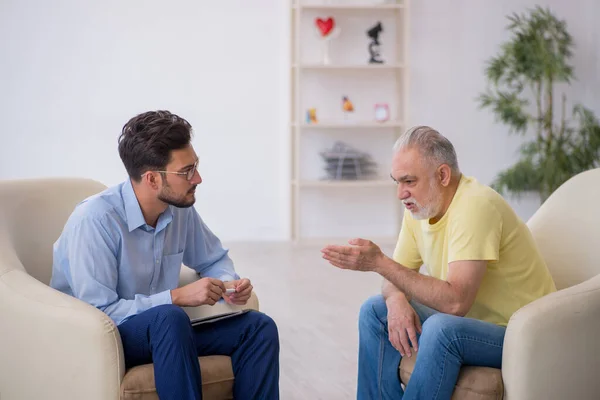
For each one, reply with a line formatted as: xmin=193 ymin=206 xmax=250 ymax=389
xmin=190 ymin=309 xmax=252 ymax=327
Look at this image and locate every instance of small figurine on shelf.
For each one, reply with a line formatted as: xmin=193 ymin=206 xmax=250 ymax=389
xmin=366 ymin=22 xmax=384 ymax=64
xmin=342 ymin=96 xmax=354 ymax=120
xmin=374 ymin=103 xmax=390 ymax=122
xmin=315 ymin=16 xmax=340 ymax=65
xmin=306 ymin=108 xmax=318 ymax=124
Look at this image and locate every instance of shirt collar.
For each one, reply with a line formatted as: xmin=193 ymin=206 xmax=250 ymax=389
xmin=155 ymin=206 xmax=174 ymax=233
xmin=122 ymin=179 xmax=147 ymax=232
xmin=122 ymin=179 xmax=175 ymax=233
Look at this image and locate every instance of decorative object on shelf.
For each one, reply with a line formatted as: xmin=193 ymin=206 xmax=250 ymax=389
xmin=366 ymin=22 xmax=384 ymax=64
xmin=374 ymin=103 xmax=390 ymax=122
xmin=315 ymin=17 xmax=340 ymax=65
xmin=320 ymin=141 xmax=378 ymax=181
xmin=306 ymin=108 xmax=318 ymax=124
xmin=316 ymin=17 xmax=335 ymax=36
xmin=342 ymin=95 xmax=354 ymax=120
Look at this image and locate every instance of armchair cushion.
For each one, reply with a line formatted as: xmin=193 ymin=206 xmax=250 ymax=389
xmin=400 ymin=355 xmax=503 ymax=400
xmin=121 ymin=355 xmax=234 ymax=400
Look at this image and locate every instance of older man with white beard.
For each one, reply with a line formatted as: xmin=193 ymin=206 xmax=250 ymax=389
xmin=321 ymin=126 xmax=556 ymax=400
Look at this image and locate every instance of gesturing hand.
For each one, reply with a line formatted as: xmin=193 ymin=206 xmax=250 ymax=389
xmin=321 ymin=238 xmax=386 ymax=272
xmin=223 ymin=278 xmax=253 ymax=305
xmin=171 ymin=277 xmax=225 ymax=307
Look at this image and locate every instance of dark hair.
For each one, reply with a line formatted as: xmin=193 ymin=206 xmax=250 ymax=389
xmin=118 ymin=110 xmax=192 ymax=182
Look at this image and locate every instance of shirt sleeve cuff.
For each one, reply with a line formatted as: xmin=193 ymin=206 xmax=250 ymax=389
xmin=219 ymin=274 xmax=239 ymax=282
xmin=151 ymin=290 xmax=173 ymax=307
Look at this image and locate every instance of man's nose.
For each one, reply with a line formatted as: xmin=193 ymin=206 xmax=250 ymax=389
xmin=190 ymin=169 xmax=202 ymax=185
xmin=397 ymin=186 xmax=409 ymax=200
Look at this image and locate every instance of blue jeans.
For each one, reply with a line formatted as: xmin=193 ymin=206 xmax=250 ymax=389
xmin=357 ymin=295 xmax=505 ymax=400
xmin=118 ymin=304 xmax=280 ymax=400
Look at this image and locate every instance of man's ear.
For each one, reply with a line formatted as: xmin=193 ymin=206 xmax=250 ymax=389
xmin=438 ymin=164 xmax=452 ymax=187
xmin=142 ymin=172 xmax=161 ymax=191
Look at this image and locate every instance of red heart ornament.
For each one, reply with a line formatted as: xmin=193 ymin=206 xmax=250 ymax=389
xmin=316 ymin=17 xmax=335 ymax=37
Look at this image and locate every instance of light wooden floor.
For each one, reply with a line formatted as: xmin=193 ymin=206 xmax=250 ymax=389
xmin=227 ymin=241 xmax=396 ymax=400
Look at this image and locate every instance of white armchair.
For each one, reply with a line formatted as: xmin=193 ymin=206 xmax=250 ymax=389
xmin=502 ymin=168 xmax=600 ymax=399
xmin=0 ymin=177 xmax=257 ymax=400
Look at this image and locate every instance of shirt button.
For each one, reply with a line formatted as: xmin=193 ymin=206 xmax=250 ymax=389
xmin=155 ymin=259 xmax=160 ymax=264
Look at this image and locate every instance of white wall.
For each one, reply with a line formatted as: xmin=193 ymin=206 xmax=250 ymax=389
xmin=0 ymin=0 xmax=291 ymax=242
xmin=1 ymin=0 xmax=598 ymax=241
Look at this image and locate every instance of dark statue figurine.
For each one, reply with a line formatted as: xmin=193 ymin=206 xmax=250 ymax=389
xmin=367 ymin=22 xmax=384 ymax=64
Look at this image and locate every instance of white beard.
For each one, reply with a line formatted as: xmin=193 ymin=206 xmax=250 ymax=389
xmin=403 ymin=182 xmax=443 ymax=220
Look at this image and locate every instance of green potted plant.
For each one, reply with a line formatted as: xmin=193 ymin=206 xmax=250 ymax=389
xmin=478 ymin=6 xmax=600 ymax=202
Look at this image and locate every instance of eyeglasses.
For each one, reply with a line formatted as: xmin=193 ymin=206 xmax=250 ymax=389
xmin=146 ymin=159 xmax=199 ymax=181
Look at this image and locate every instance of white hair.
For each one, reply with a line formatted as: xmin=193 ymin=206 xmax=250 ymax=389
xmin=393 ymin=125 xmax=460 ymax=176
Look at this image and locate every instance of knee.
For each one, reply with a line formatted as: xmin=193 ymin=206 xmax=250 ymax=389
xmin=420 ymin=313 xmax=460 ymax=343
xmin=251 ymin=312 xmax=280 ymax=347
xmin=150 ymin=304 xmax=191 ymax=332
xmin=359 ymin=295 xmax=386 ymax=329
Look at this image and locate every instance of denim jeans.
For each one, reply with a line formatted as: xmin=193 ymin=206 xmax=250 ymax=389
xmin=357 ymin=295 xmax=506 ymax=400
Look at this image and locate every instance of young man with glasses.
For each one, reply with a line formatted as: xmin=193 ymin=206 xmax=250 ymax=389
xmin=50 ymin=110 xmax=280 ymax=400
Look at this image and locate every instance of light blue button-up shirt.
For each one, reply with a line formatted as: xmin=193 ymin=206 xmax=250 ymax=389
xmin=50 ymin=179 xmax=239 ymax=325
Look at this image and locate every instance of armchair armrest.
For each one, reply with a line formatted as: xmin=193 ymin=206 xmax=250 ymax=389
xmin=178 ymin=266 xmax=260 ymax=321
xmin=502 ymin=273 xmax=600 ymax=399
xmin=0 ymin=268 xmax=124 ymax=400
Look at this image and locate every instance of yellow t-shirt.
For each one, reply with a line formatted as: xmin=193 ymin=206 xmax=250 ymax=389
xmin=393 ymin=175 xmax=556 ymax=326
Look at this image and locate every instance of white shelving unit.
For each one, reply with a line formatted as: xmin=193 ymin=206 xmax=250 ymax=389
xmin=290 ymin=0 xmax=409 ymax=242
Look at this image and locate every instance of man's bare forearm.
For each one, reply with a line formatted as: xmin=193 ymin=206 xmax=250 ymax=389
xmin=375 ymin=256 xmax=463 ymax=315
xmin=382 ymin=279 xmax=411 ymax=302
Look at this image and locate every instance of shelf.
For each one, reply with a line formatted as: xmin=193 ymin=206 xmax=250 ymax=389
xmin=295 ymin=63 xmax=404 ymax=70
xmin=294 ymin=179 xmax=394 ymax=188
xmin=290 ymin=0 xmax=408 ymax=241
xmin=294 ymin=121 xmax=403 ymax=129
xmin=294 ymin=4 xmax=404 ymax=11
